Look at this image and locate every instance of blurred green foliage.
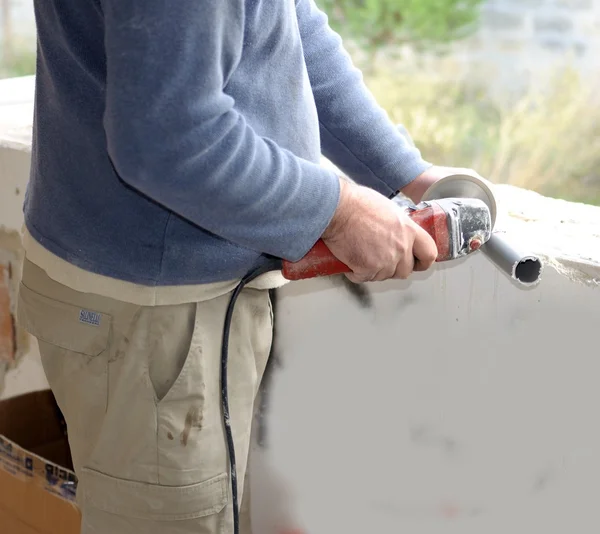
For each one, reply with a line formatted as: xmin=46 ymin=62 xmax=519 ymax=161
xmin=0 ymin=47 xmax=36 ymax=79
xmin=365 ymin=64 xmax=600 ymax=204
xmin=319 ymin=0 xmax=484 ymax=51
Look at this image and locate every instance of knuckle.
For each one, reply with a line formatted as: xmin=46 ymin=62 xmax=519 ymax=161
xmin=347 ymin=273 xmax=367 ymax=284
xmin=394 ymin=265 xmax=411 ymax=279
xmin=396 ymin=241 xmax=409 ymax=257
xmin=376 ymin=267 xmax=395 ymax=282
xmin=351 ymin=268 xmax=375 ymax=283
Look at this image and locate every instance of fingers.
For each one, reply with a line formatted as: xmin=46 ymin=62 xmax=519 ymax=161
xmin=392 ymin=253 xmax=415 ymax=279
xmin=347 ymin=266 xmax=392 ymax=283
xmin=370 ymin=263 xmax=397 ymax=282
xmin=348 ymin=256 xmax=416 ymax=283
xmin=345 ymin=271 xmax=373 ymax=284
xmin=413 ymin=258 xmax=429 ymax=272
xmin=411 ymin=224 xmax=438 ymax=272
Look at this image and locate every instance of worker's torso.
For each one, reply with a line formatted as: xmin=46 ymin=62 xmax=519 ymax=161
xmin=25 ymin=0 xmax=320 ymax=287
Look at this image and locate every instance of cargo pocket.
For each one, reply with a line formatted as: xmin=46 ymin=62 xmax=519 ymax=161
xmin=16 ymin=283 xmax=114 ymax=479
xmin=80 ymin=467 xmax=229 ymax=522
xmin=16 ymin=282 xmax=111 ymax=357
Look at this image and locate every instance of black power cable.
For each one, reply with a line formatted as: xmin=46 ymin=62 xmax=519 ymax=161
xmin=220 ymin=260 xmax=280 ymax=534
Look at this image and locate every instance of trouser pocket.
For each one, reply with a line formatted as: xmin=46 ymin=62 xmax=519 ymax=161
xmin=16 ymin=281 xmax=113 ymax=477
xmin=80 ymin=468 xmax=229 ymax=534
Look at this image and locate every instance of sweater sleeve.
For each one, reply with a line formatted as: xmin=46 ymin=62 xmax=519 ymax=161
xmin=295 ymin=0 xmax=432 ymax=196
xmin=101 ymin=0 xmax=340 ymax=262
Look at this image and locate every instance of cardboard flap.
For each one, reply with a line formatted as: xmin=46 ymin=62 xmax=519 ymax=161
xmin=0 ymin=390 xmax=80 ymax=533
xmin=0 ymin=390 xmax=71 ymax=468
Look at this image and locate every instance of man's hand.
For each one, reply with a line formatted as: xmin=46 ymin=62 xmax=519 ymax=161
xmin=400 ymin=165 xmax=483 ymax=204
xmin=321 ymin=178 xmax=438 ymax=284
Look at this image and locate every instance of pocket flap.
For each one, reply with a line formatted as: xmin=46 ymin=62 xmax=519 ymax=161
xmin=17 ymin=283 xmax=111 ymax=357
xmin=81 ymin=468 xmax=229 ymax=521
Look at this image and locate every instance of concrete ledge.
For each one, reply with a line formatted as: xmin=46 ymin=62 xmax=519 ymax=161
xmin=0 ymin=75 xmax=35 ymax=153
xmin=494 ymin=184 xmax=600 ymax=286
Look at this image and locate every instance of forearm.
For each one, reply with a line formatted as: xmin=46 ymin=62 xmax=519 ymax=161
xmin=103 ymin=0 xmax=340 ymax=262
xmin=296 ymin=0 xmax=431 ymax=196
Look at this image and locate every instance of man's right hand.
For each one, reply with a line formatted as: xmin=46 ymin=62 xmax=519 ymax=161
xmin=321 ymin=178 xmax=438 ymax=284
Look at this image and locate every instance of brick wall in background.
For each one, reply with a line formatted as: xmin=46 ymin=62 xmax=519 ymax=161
xmin=451 ymin=0 xmax=600 ymax=101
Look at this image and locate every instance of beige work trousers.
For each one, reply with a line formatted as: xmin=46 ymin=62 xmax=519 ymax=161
xmin=16 ymin=259 xmax=274 ymax=534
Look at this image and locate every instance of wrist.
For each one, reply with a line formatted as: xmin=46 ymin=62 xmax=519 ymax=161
xmin=400 ymin=166 xmax=437 ymax=204
xmin=322 ymin=177 xmax=353 ymax=241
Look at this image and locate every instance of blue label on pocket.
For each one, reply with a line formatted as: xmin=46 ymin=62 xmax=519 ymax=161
xmin=79 ymin=309 xmax=102 ymax=327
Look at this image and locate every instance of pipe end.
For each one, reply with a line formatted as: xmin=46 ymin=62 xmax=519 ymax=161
xmin=513 ymin=257 xmax=543 ymax=285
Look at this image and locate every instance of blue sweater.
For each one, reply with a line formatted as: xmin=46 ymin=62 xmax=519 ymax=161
xmin=25 ymin=0 xmax=430 ymax=286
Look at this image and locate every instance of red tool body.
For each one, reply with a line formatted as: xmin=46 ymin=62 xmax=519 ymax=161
xmin=281 ymin=197 xmax=492 ymax=281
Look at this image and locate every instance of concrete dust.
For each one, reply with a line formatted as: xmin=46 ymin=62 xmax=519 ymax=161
xmin=494 ymin=184 xmax=600 ymax=287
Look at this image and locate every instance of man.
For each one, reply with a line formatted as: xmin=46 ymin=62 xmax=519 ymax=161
xmin=16 ymin=0 xmax=478 ymax=533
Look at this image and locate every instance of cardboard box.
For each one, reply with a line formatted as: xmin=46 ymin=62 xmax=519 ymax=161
xmin=0 ymin=390 xmax=81 ymax=533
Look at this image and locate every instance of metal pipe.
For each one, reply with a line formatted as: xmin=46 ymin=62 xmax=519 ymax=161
xmin=421 ymin=173 xmax=544 ymax=287
xmin=482 ymin=232 xmax=543 ymax=286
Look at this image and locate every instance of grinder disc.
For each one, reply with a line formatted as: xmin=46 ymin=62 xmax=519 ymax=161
xmin=421 ymin=173 xmax=498 ymax=228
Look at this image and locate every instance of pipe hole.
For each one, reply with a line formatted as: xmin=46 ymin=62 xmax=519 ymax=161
xmin=514 ymin=258 xmax=542 ymax=284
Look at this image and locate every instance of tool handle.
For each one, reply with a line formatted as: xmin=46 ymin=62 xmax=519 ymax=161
xmin=282 ymin=202 xmax=449 ymax=281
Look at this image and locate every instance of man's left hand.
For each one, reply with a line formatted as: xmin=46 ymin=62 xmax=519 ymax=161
xmin=400 ymin=165 xmax=483 ymax=204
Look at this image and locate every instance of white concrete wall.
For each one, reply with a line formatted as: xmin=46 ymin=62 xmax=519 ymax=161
xmin=251 ymin=189 xmax=600 ymax=533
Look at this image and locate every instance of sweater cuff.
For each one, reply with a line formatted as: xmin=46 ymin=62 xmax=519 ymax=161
xmin=278 ymin=167 xmax=341 ymax=262
xmin=378 ymin=153 xmax=433 ymax=198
